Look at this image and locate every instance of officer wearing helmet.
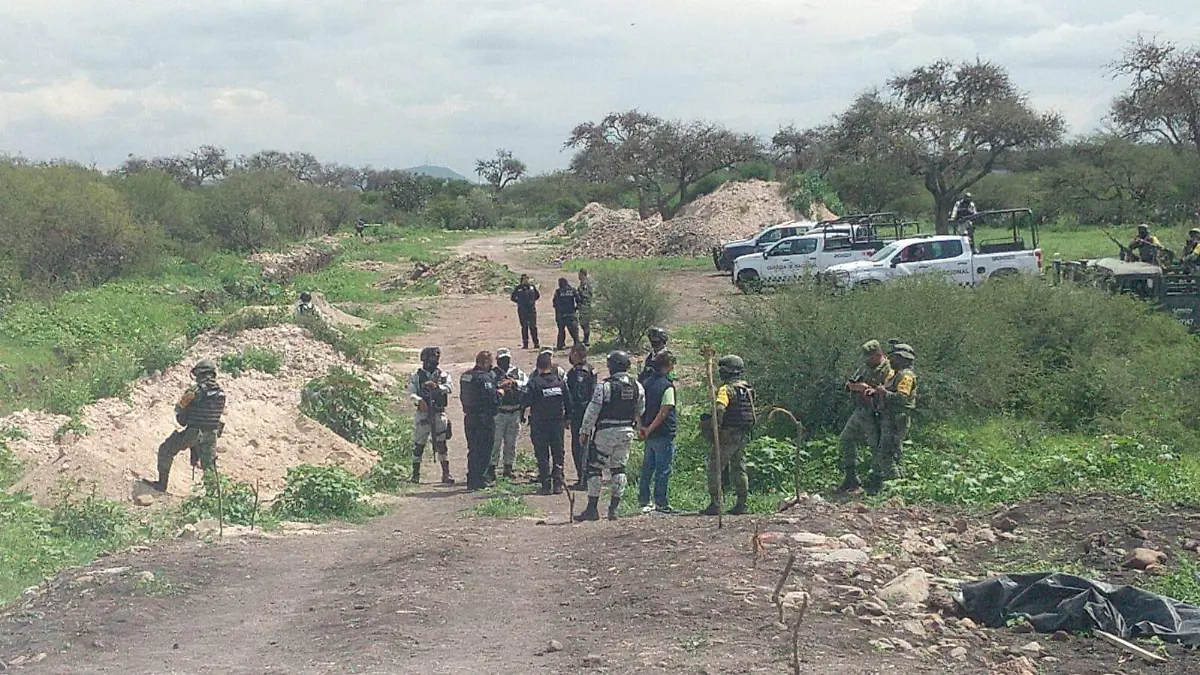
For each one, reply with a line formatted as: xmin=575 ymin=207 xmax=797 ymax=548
xmin=296 ymin=291 xmax=317 ymax=317
xmin=144 ymin=359 xmax=227 ymax=492
xmin=1129 ymin=224 xmax=1162 ymax=264
xmin=406 ymin=346 xmax=455 ymax=485
xmin=951 ymin=192 xmax=976 ymax=222
xmin=639 ymin=327 xmax=669 ymax=383
xmin=701 ymin=355 xmax=755 ymax=516
xmin=837 ymin=340 xmax=893 ymax=495
xmin=868 ymin=343 xmax=918 ymax=495
xmin=576 ymin=350 xmax=645 ymax=521
xmin=1183 ymin=228 xmax=1200 ymax=269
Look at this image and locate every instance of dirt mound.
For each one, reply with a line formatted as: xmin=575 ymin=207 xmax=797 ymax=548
xmin=1 ymin=325 xmax=382 ymax=506
xmin=309 ymin=292 xmax=374 ymax=329
xmin=377 ymin=254 xmax=517 ymax=295
xmin=556 ymin=180 xmax=819 ymax=259
xmin=251 ymin=235 xmax=343 ymax=284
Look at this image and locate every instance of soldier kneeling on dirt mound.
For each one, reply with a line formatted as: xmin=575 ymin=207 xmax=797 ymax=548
xmin=576 ymin=351 xmax=645 ymax=522
xmin=701 ymin=355 xmax=755 ymax=517
xmin=296 ymin=291 xmax=317 ymax=316
xmin=408 ymin=346 xmax=455 ymax=485
xmin=144 ymin=360 xmax=226 ymax=492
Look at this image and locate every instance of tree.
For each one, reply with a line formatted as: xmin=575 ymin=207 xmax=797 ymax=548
xmin=385 ymin=173 xmax=435 ymax=212
xmin=475 ymin=149 xmax=526 ymax=193
xmin=771 ymin=125 xmax=830 ymax=173
xmin=566 ymin=110 xmax=762 ymax=220
xmin=1110 ymin=37 xmax=1200 ymax=155
xmin=830 ymin=60 xmax=1064 ymax=233
xmin=184 ymin=145 xmax=231 ymax=186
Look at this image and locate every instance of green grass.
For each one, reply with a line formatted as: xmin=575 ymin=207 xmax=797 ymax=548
xmin=471 ymin=495 xmax=535 ymax=518
xmin=1037 ymin=224 xmax=1196 ymax=263
xmin=220 ymin=347 xmax=283 ymax=377
xmin=337 ymin=227 xmax=471 ymax=264
xmin=292 ymin=266 xmax=391 ymax=304
xmin=1147 ymin=554 xmax=1200 ymax=605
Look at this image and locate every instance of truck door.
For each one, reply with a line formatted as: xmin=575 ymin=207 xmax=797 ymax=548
xmin=922 ymin=240 xmax=971 ymax=284
xmin=817 ymin=235 xmax=861 ymax=271
xmin=764 ymin=238 xmax=817 ymax=281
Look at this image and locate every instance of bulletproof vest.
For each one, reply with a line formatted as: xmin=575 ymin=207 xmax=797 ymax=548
xmin=513 ymin=285 xmax=538 ymax=309
xmin=721 ymin=381 xmax=756 ymax=430
xmin=297 ymin=302 xmax=316 ymax=315
xmin=493 ymin=366 xmax=523 ymax=411
xmin=577 ymin=280 xmax=594 ymax=306
xmin=851 ymin=361 xmax=892 ymax=409
xmin=553 ymin=287 xmax=578 ymax=315
xmin=417 ymin=368 xmax=448 ymax=411
xmin=566 ymin=364 xmax=596 ymax=416
xmin=641 ymin=373 xmax=676 ymax=438
xmin=886 ymin=368 xmax=918 ymax=410
xmin=460 ymin=368 xmax=497 ymax=416
xmin=598 ymin=374 xmax=637 ymax=428
xmin=528 ymin=370 xmax=567 ymax=422
xmin=638 ymin=349 xmax=661 ymax=384
xmin=186 ymin=381 xmax=226 ymax=430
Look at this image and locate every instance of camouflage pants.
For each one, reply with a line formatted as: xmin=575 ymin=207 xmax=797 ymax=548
xmin=157 ymin=427 xmax=218 ymax=487
xmin=586 ymin=426 xmax=633 ymax=500
xmin=414 ymin=412 xmax=449 ymax=464
xmin=840 ymin=407 xmax=880 ymax=473
xmin=708 ymin=427 xmax=749 ymax=502
xmin=491 ymin=411 xmax=521 ymax=467
xmin=875 ymin=412 xmax=910 ymax=481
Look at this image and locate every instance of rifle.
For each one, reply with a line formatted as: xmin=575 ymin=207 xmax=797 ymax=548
xmin=1102 ymin=229 xmax=1133 ymax=261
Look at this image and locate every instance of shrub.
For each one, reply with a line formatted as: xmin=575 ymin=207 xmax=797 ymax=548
xmin=220 ymin=347 xmax=283 ymax=377
xmin=50 ymin=486 xmax=132 ymax=542
xmin=179 ymin=472 xmax=268 ymax=527
xmin=592 ymin=270 xmax=670 ymax=350
xmin=293 ymin=313 xmax=374 ymax=364
xmin=136 ymin=339 xmax=186 ymax=374
xmin=743 ymin=436 xmax=801 ymax=493
xmin=216 ymin=308 xmax=285 ymax=335
xmin=300 ymin=367 xmax=388 ymax=444
xmin=275 ymin=464 xmax=366 ymax=521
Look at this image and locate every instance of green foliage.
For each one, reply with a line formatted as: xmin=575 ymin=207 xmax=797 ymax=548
xmin=216 ymin=308 xmax=285 ymax=335
xmin=1147 ymin=554 xmax=1200 ymax=606
xmin=743 ymin=436 xmax=803 ymax=493
xmin=472 ymin=496 xmax=534 ymax=518
xmin=179 ymin=472 xmax=271 ymax=527
xmin=592 ymin=270 xmax=671 ymax=350
xmin=293 ymin=313 xmax=375 ymax=364
xmin=220 ymin=347 xmax=283 ymax=377
xmin=53 ymin=418 xmax=89 ymax=443
xmin=49 ymin=486 xmax=133 ymax=541
xmin=292 ymin=265 xmax=389 ymax=304
xmin=300 ymin=367 xmax=388 ymax=444
xmin=275 ymin=464 xmax=367 ymax=522
xmin=0 ymin=434 xmax=23 ymax=488
xmin=786 ymin=171 xmax=844 ymax=218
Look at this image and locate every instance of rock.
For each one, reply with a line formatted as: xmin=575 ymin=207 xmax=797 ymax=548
xmin=892 ymin=638 xmax=915 ymax=652
xmin=833 ymin=584 xmax=866 ymax=598
xmin=839 ymin=533 xmax=869 ymax=550
xmin=138 ymin=571 xmax=156 ymax=583
xmin=942 ymin=532 xmax=960 ymax=546
xmin=1130 ymin=526 xmax=1150 ymax=540
xmin=782 ymin=591 xmax=808 ymax=610
xmin=840 ymin=605 xmax=857 ymax=617
xmin=973 ymin=527 xmax=998 ymax=543
xmin=1049 ymin=631 xmax=1070 ymax=643
xmin=1123 ymin=547 xmax=1167 ymax=570
xmin=790 ymin=532 xmax=828 ymax=547
xmin=994 ymin=656 xmax=1038 ymax=675
xmin=901 ymin=620 xmax=928 ymax=638
xmin=547 ymin=640 xmax=563 ymax=653
xmin=950 ymin=646 xmax=968 ymax=661
xmin=992 ymin=516 xmax=1019 ymax=533
xmin=133 ymin=494 xmax=155 ymax=507
xmin=176 ymin=524 xmax=198 ymax=540
xmin=928 ymin=588 xmax=959 ymax=616
xmin=859 ymin=601 xmax=889 ymax=616
xmin=1018 ymin=641 xmax=1042 ymax=655
xmin=810 ymin=549 xmax=870 ymax=565
xmin=870 ymin=638 xmax=895 ymax=651
xmin=878 ymin=568 xmax=931 ymax=607
xmin=1183 ymin=539 xmax=1200 ymax=553
xmin=952 ymin=518 xmax=970 ymax=534
xmin=582 ymin=654 xmax=603 ymax=668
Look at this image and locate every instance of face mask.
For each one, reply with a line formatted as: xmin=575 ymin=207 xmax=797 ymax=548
xmin=423 ymin=360 xmax=439 ymax=371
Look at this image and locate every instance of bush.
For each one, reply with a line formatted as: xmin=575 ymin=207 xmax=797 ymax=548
xmin=300 ymin=367 xmax=388 ymax=444
xmin=136 ymin=339 xmax=186 ymax=375
xmin=50 ymin=486 xmax=132 ymax=542
xmin=220 ymin=347 xmax=283 ymax=377
xmin=179 ymin=472 xmax=268 ymax=527
xmin=593 ymin=270 xmax=671 ymax=350
xmin=294 ymin=313 xmax=374 ymax=364
xmin=216 ymin=308 xmax=285 ymax=335
xmin=275 ymin=464 xmax=366 ymax=521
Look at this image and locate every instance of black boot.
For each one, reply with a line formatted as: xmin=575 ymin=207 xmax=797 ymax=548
xmin=441 ymin=461 xmax=456 ymax=485
xmin=552 ymin=474 xmax=564 ymax=495
xmin=835 ymin=471 xmax=860 ymax=495
xmin=141 ymin=476 xmax=167 ymax=493
xmin=502 ymin=464 xmax=515 ymax=480
xmin=608 ymin=497 xmax=621 ymax=521
xmin=574 ymin=497 xmax=600 ymax=522
xmin=410 ymin=461 xmax=421 ymax=484
xmin=863 ymin=474 xmax=884 ymax=495
xmin=537 ymin=479 xmax=552 ymax=496
xmin=727 ymin=498 xmax=747 ymax=516
xmin=699 ymin=502 xmax=720 ymax=516
xmin=485 ymin=465 xmax=497 ymax=484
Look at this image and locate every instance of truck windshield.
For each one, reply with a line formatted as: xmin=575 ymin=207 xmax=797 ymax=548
xmin=869 ymin=243 xmax=898 ymax=262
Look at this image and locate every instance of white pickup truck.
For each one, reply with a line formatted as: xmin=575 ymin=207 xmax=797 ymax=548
xmin=824 ymin=235 xmax=1042 ymax=288
xmin=732 ymin=233 xmax=886 ymax=286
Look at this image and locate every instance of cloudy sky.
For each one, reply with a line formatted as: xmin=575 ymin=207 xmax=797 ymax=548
xmin=2 ymin=0 xmax=1198 ymax=175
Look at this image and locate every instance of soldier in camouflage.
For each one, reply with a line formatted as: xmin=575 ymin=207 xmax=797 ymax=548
xmin=869 ymin=343 xmax=918 ymax=494
xmin=836 ymin=340 xmax=893 ymax=494
xmin=144 ymin=359 xmax=226 ymax=492
xmin=407 ymin=346 xmax=455 ymax=485
xmin=701 ymin=354 xmax=755 ymax=516
xmin=576 ymin=351 xmax=645 ymax=521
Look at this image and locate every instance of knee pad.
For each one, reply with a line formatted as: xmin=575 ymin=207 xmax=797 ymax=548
xmin=611 ymin=465 xmax=626 ymax=476
xmin=413 ymin=443 xmax=427 ymax=458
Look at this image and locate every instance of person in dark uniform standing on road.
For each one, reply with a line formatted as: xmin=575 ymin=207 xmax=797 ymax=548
xmin=553 ymin=277 xmax=582 ymax=350
xmin=565 ymin=344 xmax=597 ymax=490
xmin=510 ymin=275 xmax=541 ymax=350
xmin=523 ymin=350 xmax=573 ymax=495
xmin=461 ymin=351 xmax=501 ymax=490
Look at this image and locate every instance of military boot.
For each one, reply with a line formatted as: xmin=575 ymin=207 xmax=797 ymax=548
xmin=552 ymin=472 xmax=565 ymax=495
xmin=440 ymin=461 xmax=456 ymax=485
xmin=410 ymin=461 xmax=421 ymax=484
xmin=502 ymin=464 xmax=515 ymax=480
xmin=607 ymin=497 xmax=621 ymax=521
xmin=574 ymin=497 xmax=600 ymax=522
xmin=834 ymin=471 xmax=860 ymax=495
xmin=537 ymin=479 xmax=552 ymax=496
xmin=485 ymin=464 xmax=497 ymax=483
xmin=727 ymin=497 xmax=747 ymax=516
xmin=863 ymin=474 xmax=884 ymax=496
xmin=141 ymin=475 xmax=167 ymax=493
xmin=699 ymin=502 xmax=721 ymax=517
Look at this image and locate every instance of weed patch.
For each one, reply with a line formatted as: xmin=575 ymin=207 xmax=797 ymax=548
xmin=179 ymin=472 xmax=272 ymax=528
xmin=220 ymin=347 xmax=283 ymax=377
xmin=275 ymin=464 xmax=373 ymax=522
xmin=472 ymin=496 xmax=534 ymax=518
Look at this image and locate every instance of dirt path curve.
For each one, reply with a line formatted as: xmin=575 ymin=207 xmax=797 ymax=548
xmin=0 ymin=234 xmax=921 ymax=674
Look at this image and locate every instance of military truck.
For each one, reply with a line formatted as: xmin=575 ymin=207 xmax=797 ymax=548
xmin=1053 ymin=257 xmax=1200 ymax=334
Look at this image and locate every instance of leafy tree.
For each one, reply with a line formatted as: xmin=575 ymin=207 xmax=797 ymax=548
xmin=385 ymin=172 xmax=435 ymax=212
xmin=566 ymin=110 xmax=762 ymax=220
xmin=771 ymin=125 xmax=829 ymax=172
xmin=1110 ymin=37 xmax=1200 ymax=155
xmin=830 ymin=60 xmax=1064 ymax=233
xmin=475 ymin=149 xmax=527 ymax=193
xmin=827 ymin=161 xmax=919 ymax=214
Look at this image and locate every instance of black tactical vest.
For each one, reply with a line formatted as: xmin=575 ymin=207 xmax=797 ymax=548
xmin=528 ymin=370 xmax=567 ymax=423
xmin=417 ymin=368 xmax=448 ymax=411
xmin=597 ymin=375 xmax=637 ymax=429
xmin=493 ymin=366 xmax=523 ymax=411
xmin=187 ymin=382 xmax=226 ymax=430
xmin=721 ymin=381 xmax=756 ymax=430
xmin=460 ymin=369 xmax=497 ymax=416
xmin=566 ymin=364 xmax=596 ymax=414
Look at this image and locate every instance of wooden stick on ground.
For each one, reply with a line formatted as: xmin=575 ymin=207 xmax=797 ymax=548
xmin=702 ymin=345 xmax=723 ymax=530
xmin=751 ymin=521 xmax=764 ymax=569
xmin=790 ymin=592 xmax=810 ymax=675
xmin=771 ymin=550 xmax=797 ymax=625
xmin=565 ymin=485 xmax=576 ymax=524
xmin=1095 ymin=630 xmax=1169 ymax=663
xmin=767 ymin=407 xmax=805 ymax=503
xmin=214 ymin=469 xmax=225 ymax=539
xmin=250 ymin=479 xmax=261 ymax=532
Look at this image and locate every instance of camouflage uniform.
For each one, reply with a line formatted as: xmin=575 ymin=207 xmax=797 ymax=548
xmin=151 ymin=362 xmax=225 ymax=492
xmin=873 ymin=344 xmax=917 ymax=492
xmin=490 ymin=354 xmax=528 ymax=477
xmin=701 ymin=354 xmax=756 ymax=516
xmin=839 ymin=340 xmax=893 ymax=488
xmin=578 ymin=370 xmax=645 ymax=520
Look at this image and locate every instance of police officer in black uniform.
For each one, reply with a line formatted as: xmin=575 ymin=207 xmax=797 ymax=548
xmin=553 ymin=277 xmax=582 ymax=350
xmin=461 ymin=351 xmax=501 ymax=490
xmin=510 ymin=274 xmax=541 ymax=349
xmin=565 ymin=344 xmax=597 ymax=490
xmin=523 ymin=350 xmax=573 ymax=495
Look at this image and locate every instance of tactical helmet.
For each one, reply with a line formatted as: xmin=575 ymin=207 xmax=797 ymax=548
xmin=299 ymin=291 xmax=312 ymax=302
xmin=420 ymin=346 xmax=441 ymax=363
xmin=718 ymin=354 xmax=745 ymax=378
xmin=192 ymin=359 xmax=217 ymax=376
xmin=1190 ymin=228 xmax=1200 ymax=238
xmin=1138 ymin=223 xmax=1151 ymax=234
xmin=889 ymin=343 xmax=916 ymax=362
xmin=647 ymin=327 xmax=669 ymax=345
xmin=607 ymin=350 xmax=632 ymax=374
xmin=887 ymin=338 xmax=902 ymax=346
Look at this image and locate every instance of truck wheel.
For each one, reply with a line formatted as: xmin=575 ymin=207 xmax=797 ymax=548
xmin=736 ymin=270 xmax=764 ymax=293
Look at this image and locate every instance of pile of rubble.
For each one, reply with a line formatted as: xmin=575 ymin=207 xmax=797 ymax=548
xmin=554 ymin=180 xmax=833 ymax=260
xmin=250 ymin=235 xmax=343 ymax=283
xmin=377 ymin=254 xmax=517 ymax=295
xmin=1 ymin=325 xmax=389 ymax=505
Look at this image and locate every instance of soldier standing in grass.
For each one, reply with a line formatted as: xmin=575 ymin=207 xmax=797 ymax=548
xmin=576 ymin=351 xmax=645 ymax=521
xmin=700 ymin=355 xmax=754 ymax=517
xmin=870 ymin=343 xmax=918 ymax=495
xmin=836 ymin=340 xmax=893 ymax=494
xmin=144 ymin=360 xmax=226 ymax=492
xmin=407 ymin=346 xmax=454 ymax=485
xmin=577 ymin=269 xmax=595 ymax=347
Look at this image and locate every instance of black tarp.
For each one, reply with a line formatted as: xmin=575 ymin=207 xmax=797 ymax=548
xmin=960 ymin=572 xmax=1200 ymax=646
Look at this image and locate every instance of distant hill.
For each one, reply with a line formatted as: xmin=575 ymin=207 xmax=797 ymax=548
xmin=403 ymin=165 xmax=473 ymax=182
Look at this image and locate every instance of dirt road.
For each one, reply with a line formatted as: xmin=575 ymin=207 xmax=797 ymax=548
xmin=1 ymin=234 xmax=1180 ymax=674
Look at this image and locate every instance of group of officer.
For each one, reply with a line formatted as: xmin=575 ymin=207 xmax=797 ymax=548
xmin=838 ymin=339 xmax=918 ymax=495
xmin=1124 ymin=224 xmax=1200 ymax=267
xmin=509 ymin=270 xmax=594 ymax=351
